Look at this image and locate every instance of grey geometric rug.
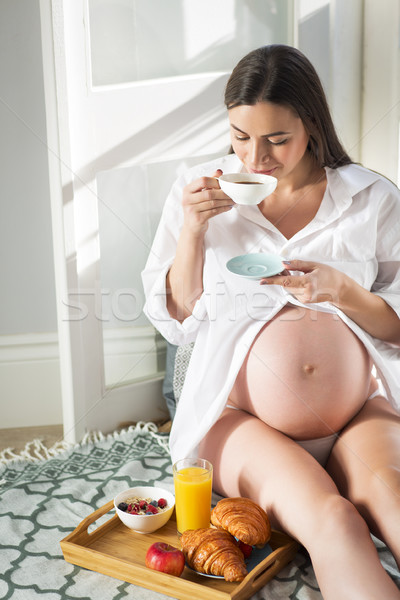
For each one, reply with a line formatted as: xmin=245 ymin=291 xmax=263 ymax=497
xmin=0 ymin=423 xmax=398 ymax=600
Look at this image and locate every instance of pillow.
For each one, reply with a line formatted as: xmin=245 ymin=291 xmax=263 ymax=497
xmin=162 ymin=341 xmax=178 ymax=420
xmin=172 ymin=342 xmax=194 ymax=404
xmin=162 ymin=340 xmax=194 ymax=420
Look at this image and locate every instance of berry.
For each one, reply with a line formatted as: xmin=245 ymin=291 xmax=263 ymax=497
xmin=117 ymin=495 xmax=168 ymax=516
xmin=238 ymin=540 xmax=253 ymax=559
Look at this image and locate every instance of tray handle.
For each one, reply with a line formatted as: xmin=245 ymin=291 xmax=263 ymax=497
xmin=233 ymin=542 xmax=298 ymax=598
xmin=67 ymin=500 xmax=115 ymax=544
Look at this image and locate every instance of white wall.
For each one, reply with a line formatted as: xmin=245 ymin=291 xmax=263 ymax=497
xmin=0 ymin=0 xmax=57 ymax=335
xmin=297 ymin=0 xmax=399 ymax=183
xmin=0 ymin=0 xmax=63 ymax=428
xmin=361 ymin=0 xmax=400 ymax=184
xmin=297 ymin=0 xmax=363 ymax=164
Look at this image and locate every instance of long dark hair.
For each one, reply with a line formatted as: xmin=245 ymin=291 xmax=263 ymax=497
xmin=225 ymin=45 xmax=352 ymax=169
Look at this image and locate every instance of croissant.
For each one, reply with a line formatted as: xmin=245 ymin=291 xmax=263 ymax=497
xmin=180 ymin=527 xmax=248 ymax=582
xmin=211 ymin=497 xmax=271 ymax=548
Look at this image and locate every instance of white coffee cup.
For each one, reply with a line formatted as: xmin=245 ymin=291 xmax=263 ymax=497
xmin=219 ymin=172 xmax=277 ymax=205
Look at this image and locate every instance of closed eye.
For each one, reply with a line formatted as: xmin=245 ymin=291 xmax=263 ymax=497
xmin=269 ymin=138 xmax=288 ymax=146
xmin=234 ymin=135 xmax=289 ymax=145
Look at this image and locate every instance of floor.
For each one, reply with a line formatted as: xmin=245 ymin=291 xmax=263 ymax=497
xmin=0 ymin=421 xmax=171 ymax=455
xmin=0 ymin=425 xmax=64 ymax=453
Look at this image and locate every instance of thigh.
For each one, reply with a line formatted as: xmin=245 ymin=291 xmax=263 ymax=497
xmin=199 ymin=406 xmax=342 ymax=540
xmin=327 ymin=395 xmax=400 ymax=544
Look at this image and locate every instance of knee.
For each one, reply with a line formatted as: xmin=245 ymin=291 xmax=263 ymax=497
xmin=285 ymin=494 xmax=369 ymax=550
xmin=329 ymin=495 xmax=368 ymax=531
xmin=309 ymin=494 xmax=369 ymax=543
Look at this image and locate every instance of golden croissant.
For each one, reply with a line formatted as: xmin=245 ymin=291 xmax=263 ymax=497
xmin=180 ymin=527 xmax=248 ymax=582
xmin=211 ymin=497 xmax=271 ymax=548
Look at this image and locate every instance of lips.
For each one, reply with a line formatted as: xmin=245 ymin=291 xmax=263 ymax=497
xmin=250 ymin=168 xmax=277 ymax=176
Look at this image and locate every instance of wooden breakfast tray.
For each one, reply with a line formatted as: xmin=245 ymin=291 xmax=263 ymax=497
xmin=60 ymin=499 xmax=299 ymax=600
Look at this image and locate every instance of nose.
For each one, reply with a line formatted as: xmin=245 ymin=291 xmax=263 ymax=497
xmin=249 ymin=139 xmax=270 ymax=168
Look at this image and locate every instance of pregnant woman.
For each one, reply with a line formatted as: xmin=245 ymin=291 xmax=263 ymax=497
xmin=142 ymin=45 xmax=400 ymax=599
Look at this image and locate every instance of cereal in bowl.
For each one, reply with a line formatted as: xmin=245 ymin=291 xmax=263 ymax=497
xmin=117 ymin=496 xmax=168 ymax=515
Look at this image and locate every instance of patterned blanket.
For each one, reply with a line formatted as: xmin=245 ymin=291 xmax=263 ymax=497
xmin=0 ymin=423 xmax=398 ymax=600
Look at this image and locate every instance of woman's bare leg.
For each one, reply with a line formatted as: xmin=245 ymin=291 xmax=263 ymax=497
xmin=199 ymin=407 xmax=400 ymax=600
xmin=327 ymin=394 xmax=400 ymax=569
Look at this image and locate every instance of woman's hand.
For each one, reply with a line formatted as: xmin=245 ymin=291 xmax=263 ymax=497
xmin=261 ymin=259 xmax=400 ymax=344
xmin=260 ymin=259 xmax=347 ymax=305
xmin=182 ymin=169 xmax=234 ymax=236
xmin=167 ymin=169 xmax=233 ymax=321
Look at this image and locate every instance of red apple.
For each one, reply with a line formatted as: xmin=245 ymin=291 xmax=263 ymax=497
xmin=238 ymin=540 xmax=253 ymax=559
xmin=145 ymin=542 xmax=185 ymax=576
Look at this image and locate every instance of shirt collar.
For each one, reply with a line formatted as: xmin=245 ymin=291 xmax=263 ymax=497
xmin=332 ymin=164 xmax=382 ymax=197
xmin=315 ymin=164 xmax=382 ymax=226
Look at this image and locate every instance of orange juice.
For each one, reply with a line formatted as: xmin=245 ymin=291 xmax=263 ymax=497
xmin=173 ymin=459 xmax=213 ymax=534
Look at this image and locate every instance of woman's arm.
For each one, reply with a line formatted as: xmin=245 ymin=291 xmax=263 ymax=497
xmin=166 ymin=170 xmax=233 ymax=322
xmin=166 ymin=226 xmax=205 ymax=321
xmin=261 ymin=260 xmax=400 ymax=345
xmin=337 ymin=273 xmax=400 ymax=344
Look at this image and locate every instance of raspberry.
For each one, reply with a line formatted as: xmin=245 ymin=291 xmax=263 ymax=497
xmin=146 ymin=504 xmax=158 ymax=514
xmin=139 ymin=500 xmax=148 ymax=510
xmin=157 ymin=498 xmax=167 ymax=509
xmin=127 ymin=504 xmax=133 ymax=512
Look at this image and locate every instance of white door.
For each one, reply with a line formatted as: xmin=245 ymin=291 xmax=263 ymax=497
xmin=40 ymin=0 xmax=294 ymax=442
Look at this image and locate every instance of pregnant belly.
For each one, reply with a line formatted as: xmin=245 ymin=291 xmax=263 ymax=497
xmin=229 ymin=305 xmax=373 ymax=439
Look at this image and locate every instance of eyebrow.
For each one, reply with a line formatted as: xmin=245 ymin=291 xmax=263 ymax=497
xmin=230 ymin=123 xmax=290 ymax=137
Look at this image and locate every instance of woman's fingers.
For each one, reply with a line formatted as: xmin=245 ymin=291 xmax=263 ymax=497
xmin=181 ymin=170 xmax=234 ymax=234
xmin=183 ymin=172 xmax=234 ymax=212
xmin=282 ymin=259 xmax=317 ymax=273
xmin=184 ymin=172 xmax=223 ymax=194
xmin=194 ymin=191 xmax=233 ymax=213
xmin=261 ymin=267 xmax=340 ymax=304
xmin=261 ymin=273 xmax=307 ymax=289
xmin=261 ymin=274 xmax=316 ymax=303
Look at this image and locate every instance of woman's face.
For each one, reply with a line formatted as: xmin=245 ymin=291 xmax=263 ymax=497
xmin=228 ymin=101 xmax=310 ymax=181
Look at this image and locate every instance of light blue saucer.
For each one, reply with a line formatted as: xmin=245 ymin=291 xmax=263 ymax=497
xmin=226 ymin=253 xmax=284 ymax=280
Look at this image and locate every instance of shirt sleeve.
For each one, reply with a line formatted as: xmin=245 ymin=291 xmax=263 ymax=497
xmin=141 ymin=173 xmax=207 ymax=346
xmin=371 ymin=180 xmax=400 ymax=319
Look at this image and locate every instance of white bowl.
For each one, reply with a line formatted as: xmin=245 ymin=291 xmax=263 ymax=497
xmin=219 ymin=173 xmax=277 ymax=205
xmin=114 ymin=485 xmax=175 ymax=534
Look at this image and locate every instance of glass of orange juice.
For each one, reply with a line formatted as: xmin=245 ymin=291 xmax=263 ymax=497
xmin=173 ymin=458 xmax=213 ymax=535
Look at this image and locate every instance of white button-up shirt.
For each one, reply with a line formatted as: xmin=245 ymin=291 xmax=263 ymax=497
xmin=142 ymin=154 xmax=400 ymax=462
